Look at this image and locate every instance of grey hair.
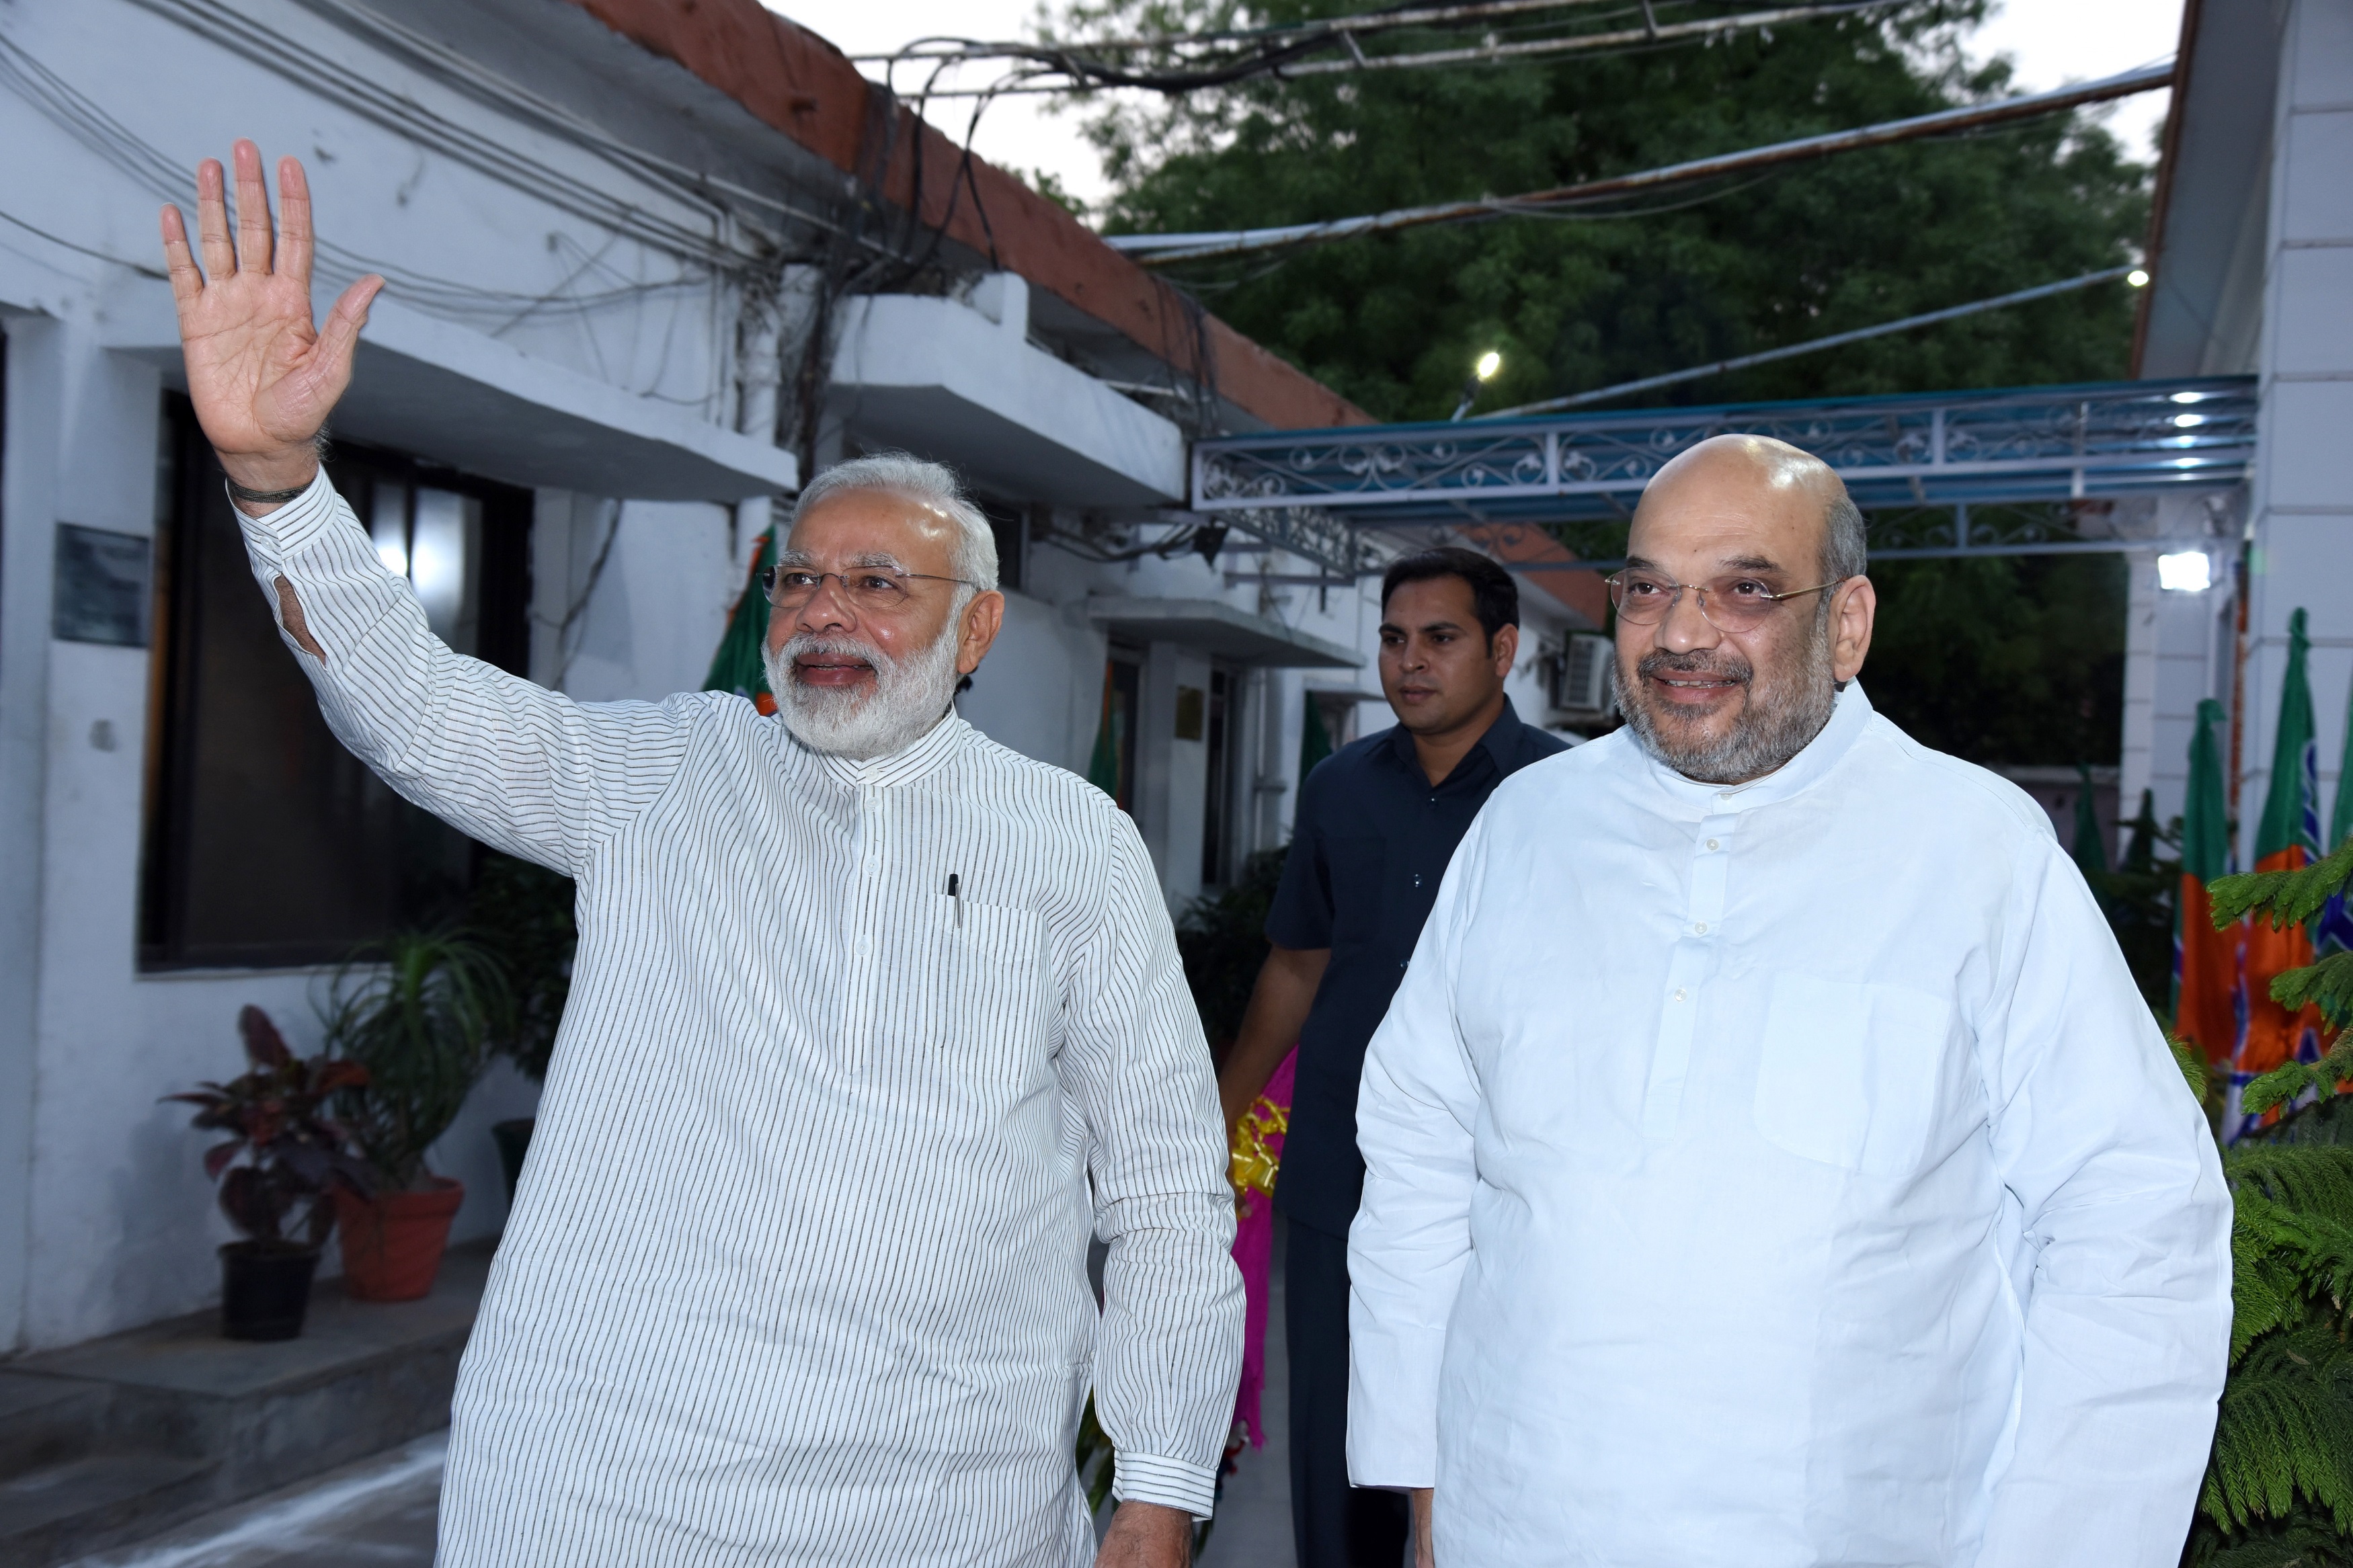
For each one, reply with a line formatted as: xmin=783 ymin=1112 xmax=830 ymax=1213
xmin=1822 ymin=487 xmax=1868 ymax=584
xmin=789 ymin=452 xmax=999 ymax=593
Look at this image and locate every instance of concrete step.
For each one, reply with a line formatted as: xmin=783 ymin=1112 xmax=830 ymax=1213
xmin=0 ymin=1454 xmax=220 ymax=1565
xmin=0 ymin=1239 xmax=489 ymax=1565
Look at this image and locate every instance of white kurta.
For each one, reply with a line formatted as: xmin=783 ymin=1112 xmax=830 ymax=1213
xmin=1348 ymin=685 xmax=2231 ymax=1567
xmin=232 ymin=475 xmax=1242 ymax=1567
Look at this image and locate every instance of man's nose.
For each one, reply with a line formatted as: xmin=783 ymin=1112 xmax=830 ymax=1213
xmin=1657 ymin=585 xmax=1721 ymax=653
xmin=795 ymin=574 xmax=857 ymax=634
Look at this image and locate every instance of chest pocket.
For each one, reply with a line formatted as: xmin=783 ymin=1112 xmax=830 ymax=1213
xmin=1751 ymin=973 xmax=1952 ymax=1178
xmin=880 ymin=903 xmax=1054 ymax=1100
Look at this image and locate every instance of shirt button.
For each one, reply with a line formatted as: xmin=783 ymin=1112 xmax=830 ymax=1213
xmin=854 ymin=935 xmax=872 ymax=956
xmin=1706 ymin=838 xmax=1719 ymax=851
xmin=1412 ymin=874 xmax=1423 ymax=887
xmin=1673 ymin=987 xmax=1687 ymax=1002
xmin=1693 ymin=922 xmax=1708 ymax=936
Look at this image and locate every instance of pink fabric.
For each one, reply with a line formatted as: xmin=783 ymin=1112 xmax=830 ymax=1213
xmin=1232 ymin=1048 xmax=1297 ymax=1448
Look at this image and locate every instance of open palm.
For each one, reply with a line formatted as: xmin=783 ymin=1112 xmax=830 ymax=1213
xmin=161 ymin=140 xmax=381 ymax=489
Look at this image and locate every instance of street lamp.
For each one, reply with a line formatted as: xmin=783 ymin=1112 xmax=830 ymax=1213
xmin=2126 ymin=267 xmax=2151 ymax=288
xmin=1449 ymin=350 xmax=1504 ymax=421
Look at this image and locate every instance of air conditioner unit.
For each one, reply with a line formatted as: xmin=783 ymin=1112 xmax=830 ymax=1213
xmin=1550 ymin=633 xmax=1612 ymax=712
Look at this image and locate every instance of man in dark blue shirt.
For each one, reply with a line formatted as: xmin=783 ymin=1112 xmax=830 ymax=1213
xmin=1218 ymin=547 xmax=1568 ymax=1568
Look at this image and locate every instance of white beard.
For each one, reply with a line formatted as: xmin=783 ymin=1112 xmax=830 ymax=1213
xmin=764 ymin=622 xmax=963 ymax=761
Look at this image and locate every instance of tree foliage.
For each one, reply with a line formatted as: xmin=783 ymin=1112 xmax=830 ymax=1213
xmin=1056 ymin=0 xmax=2151 ymax=421
xmin=2188 ymin=843 xmax=2353 ymax=1566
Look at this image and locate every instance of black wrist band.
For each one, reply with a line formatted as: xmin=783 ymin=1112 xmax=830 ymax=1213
xmin=225 ymin=477 xmax=312 ymax=505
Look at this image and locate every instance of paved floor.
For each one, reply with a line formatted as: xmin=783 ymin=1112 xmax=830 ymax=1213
xmin=67 ymin=1239 xmax=1301 ymax=1568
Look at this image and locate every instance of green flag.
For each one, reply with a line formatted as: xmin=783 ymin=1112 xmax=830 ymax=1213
xmin=1300 ymin=693 xmax=1334 ymax=782
xmin=703 ymin=528 xmax=776 ymax=712
xmin=2176 ymin=698 xmax=2235 ymax=1058
xmin=2182 ymin=698 xmax=2230 ymax=884
xmin=2254 ymin=607 xmax=2321 ymax=866
xmin=2072 ymin=764 xmax=2108 ymax=876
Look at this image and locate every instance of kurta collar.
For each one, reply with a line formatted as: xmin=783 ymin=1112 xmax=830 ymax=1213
xmin=799 ymin=709 xmax=973 ymax=790
xmin=1636 ymin=682 xmax=1876 ymax=815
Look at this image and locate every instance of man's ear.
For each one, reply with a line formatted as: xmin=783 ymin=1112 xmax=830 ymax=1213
xmin=1489 ymin=621 xmax=1519 ymax=675
xmin=957 ymin=591 xmax=1006 ymax=676
xmin=1830 ymin=577 xmax=1875 ymax=684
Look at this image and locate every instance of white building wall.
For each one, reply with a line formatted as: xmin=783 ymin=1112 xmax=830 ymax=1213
xmin=2241 ymin=0 xmax=2353 ymax=858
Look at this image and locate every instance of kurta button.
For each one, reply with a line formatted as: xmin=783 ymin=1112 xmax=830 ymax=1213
xmin=1693 ymin=922 xmax=1708 ymax=935
xmin=1706 ymin=838 xmax=1719 ymax=851
xmin=1674 ymin=987 xmax=1687 ymax=1001
xmin=855 ymin=936 xmax=872 ymax=956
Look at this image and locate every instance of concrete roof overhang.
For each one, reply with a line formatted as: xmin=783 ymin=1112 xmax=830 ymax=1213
xmin=828 ymin=290 xmax=1185 ymax=507
xmin=2135 ymin=0 xmax=2286 ymax=378
xmin=104 ymin=292 xmax=798 ymax=500
xmin=1087 ymin=596 xmax=1363 ymax=669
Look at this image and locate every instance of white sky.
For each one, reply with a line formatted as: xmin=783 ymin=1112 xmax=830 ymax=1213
xmin=764 ymin=1 xmax=2188 ymax=222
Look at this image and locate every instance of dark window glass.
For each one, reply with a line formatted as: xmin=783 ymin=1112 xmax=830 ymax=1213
xmin=138 ymin=396 xmax=531 ymax=969
xmin=976 ymin=497 xmax=1028 ymax=593
xmin=1107 ymin=653 xmax=1141 ymax=821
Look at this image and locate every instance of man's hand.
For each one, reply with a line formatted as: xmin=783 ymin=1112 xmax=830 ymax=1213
xmin=1410 ymin=1487 xmax=1435 ymax=1568
xmin=160 ymin=140 xmax=381 ymax=499
xmin=1218 ymin=944 xmax=1329 ymax=1145
xmin=1095 ymin=1500 xmax=1191 ymax=1568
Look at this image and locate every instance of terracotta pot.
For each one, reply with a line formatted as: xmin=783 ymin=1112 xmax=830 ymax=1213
xmin=333 ymin=1179 xmax=464 ymax=1302
xmin=219 ymin=1241 xmax=319 ymax=1341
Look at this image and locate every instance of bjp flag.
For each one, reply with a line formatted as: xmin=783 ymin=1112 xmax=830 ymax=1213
xmin=703 ymin=526 xmax=778 ymax=715
xmin=2237 ymin=609 xmax=2328 ymax=1079
xmin=2176 ymin=698 xmax=2237 ymax=1062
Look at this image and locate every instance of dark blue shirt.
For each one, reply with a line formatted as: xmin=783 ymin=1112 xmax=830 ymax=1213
xmin=1265 ymin=699 xmax=1567 ymax=1237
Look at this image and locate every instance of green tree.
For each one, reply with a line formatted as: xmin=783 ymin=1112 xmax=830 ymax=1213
xmin=1058 ymin=0 xmax=2149 ymax=421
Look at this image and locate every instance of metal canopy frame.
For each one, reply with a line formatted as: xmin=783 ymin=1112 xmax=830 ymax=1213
xmin=1192 ymin=377 xmax=2257 ymax=568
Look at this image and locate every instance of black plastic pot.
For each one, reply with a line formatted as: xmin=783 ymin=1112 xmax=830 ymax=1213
xmin=219 ymin=1242 xmax=319 ymax=1342
xmin=492 ymin=1117 xmax=535 ymax=1204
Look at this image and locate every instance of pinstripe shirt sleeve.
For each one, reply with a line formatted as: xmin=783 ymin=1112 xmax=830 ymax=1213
xmin=1063 ymin=811 xmax=1245 ymax=1520
xmin=228 ymin=471 xmax=696 ymax=878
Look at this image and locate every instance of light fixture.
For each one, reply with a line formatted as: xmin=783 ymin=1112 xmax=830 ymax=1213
xmin=2169 ymin=390 xmax=2202 ymax=403
xmin=2126 ymin=267 xmax=2151 ymax=288
xmin=2158 ymin=550 xmax=2212 ymax=592
xmin=2173 ymin=413 xmax=2206 ymax=428
xmin=1450 ymin=350 xmax=1505 ymax=420
xmin=1474 ymin=349 xmax=1503 ymax=381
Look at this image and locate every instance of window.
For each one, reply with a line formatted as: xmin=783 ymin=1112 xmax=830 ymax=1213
xmin=139 ymin=397 xmax=531 ymax=969
xmin=1200 ymin=668 xmax=1242 ymax=886
xmin=1101 ymin=652 xmax=1142 ymax=819
xmin=976 ymin=495 xmax=1031 ymax=593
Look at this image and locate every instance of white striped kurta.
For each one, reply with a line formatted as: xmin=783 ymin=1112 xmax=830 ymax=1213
xmin=231 ymin=474 xmax=1243 ymax=1567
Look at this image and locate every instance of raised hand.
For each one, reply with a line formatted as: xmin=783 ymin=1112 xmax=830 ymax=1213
xmin=160 ymin=141 xmax=382 ymax=497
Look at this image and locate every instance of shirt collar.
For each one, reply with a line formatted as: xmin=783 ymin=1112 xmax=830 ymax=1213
xmin=797 ymin=708 xmax=973 ymax=790
xmin=1636 ymin=682 xmax=1875 ymax=814
xmin=1383 ymin=696 xmax=1529 ymax=780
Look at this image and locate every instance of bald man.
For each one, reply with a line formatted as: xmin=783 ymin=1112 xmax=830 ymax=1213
xmin=1345 ymin=437 xmax=2231 ymax=1567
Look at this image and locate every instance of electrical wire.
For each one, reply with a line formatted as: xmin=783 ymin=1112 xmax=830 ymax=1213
xmin=869 ymin=0 xmax=1904 ymax=97
xmin=0 ymin=207 xmax=167 ymax=279
xmin=1113 ymin=61 xmax=2173 ymax=263
xmin=1478 ymin=265 xmax=2138 ymax=418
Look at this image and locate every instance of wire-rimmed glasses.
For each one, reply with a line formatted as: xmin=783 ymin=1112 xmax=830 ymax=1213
xmin=762 ymin=564 xmax=982 ymax=614
xmin=1605 ymin=570 xmax=1844 ymax=634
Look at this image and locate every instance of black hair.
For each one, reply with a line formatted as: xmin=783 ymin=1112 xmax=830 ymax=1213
xmin=1380 ymin=547 xmax=1520 ymax=647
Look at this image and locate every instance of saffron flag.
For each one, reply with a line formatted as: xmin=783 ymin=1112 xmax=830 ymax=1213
xmin=703 ymin=527 xmax=778 ymax=715
xmin=2176 ymin=698 xmax=2237 ymax=1062
xmin=2239 ymin=608 xmax=2327 ymax=1079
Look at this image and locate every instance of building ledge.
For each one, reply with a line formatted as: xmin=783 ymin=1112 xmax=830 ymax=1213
xmin=830 ymin=284 xmax=1186 ymax=507
xmin=1087 ymin=595 xmax=1362 ymax=669
xmin=104 ymin=295 xmax=797 ymax=501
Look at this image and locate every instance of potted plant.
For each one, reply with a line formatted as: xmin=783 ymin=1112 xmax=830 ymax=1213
xmin=323 ymin=930 xmax=507 ymax=1301
xmin=167 ymin=1006 xmax=373 ymax=1340
xmin=468 ymin=854 xmax=575 ymax=1200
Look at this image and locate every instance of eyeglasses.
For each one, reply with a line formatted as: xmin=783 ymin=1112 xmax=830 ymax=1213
xmin=1605 ymin=570 xmax=1845 ymax=634
xmin=761 ymin=564 xmax=981 ymax=614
